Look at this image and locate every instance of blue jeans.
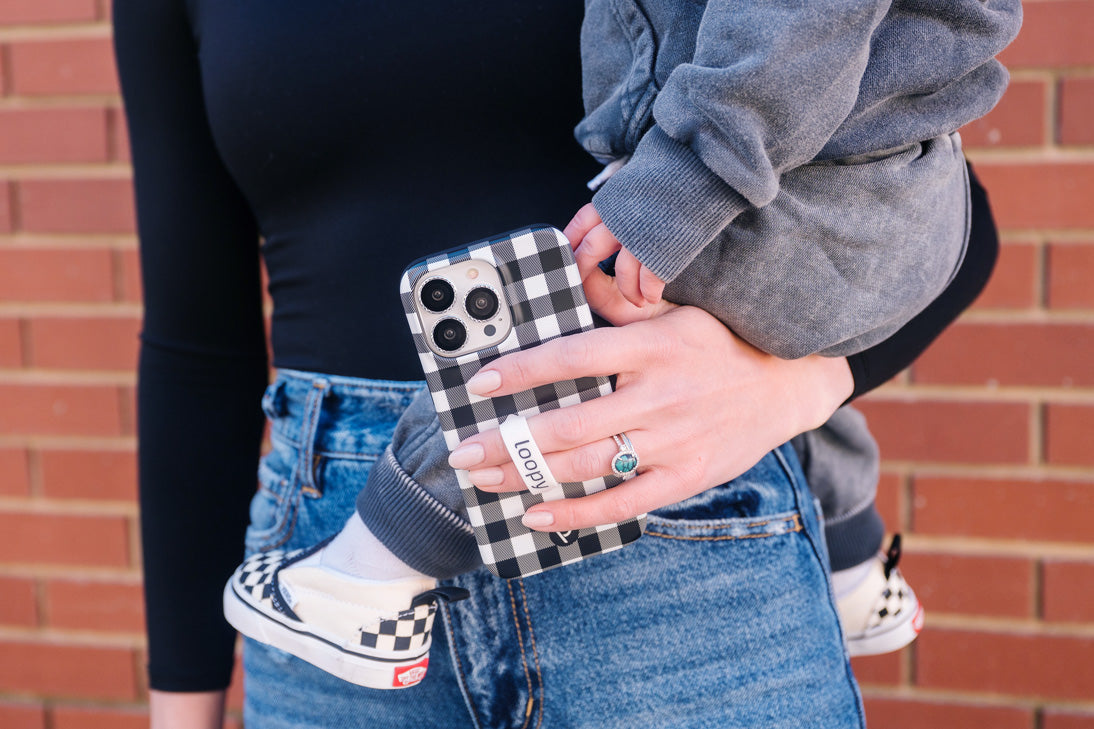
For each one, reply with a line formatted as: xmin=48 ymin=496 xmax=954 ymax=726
xmin=243 ymin=370 xmax=865 ymax=728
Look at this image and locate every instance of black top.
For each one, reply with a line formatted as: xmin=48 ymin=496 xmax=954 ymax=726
xmin=115 ymin=0 xmax=997 ymax=691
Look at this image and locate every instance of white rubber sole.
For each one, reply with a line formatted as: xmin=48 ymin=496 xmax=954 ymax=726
xmin=223 ymin=581 xmax=431 ymax=689
xmin=845 ymin=602 xmax=924 ymax=657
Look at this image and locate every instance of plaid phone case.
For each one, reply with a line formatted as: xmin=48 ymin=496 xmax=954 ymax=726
xmin=400 ymin=225 xmax=645 ymax=579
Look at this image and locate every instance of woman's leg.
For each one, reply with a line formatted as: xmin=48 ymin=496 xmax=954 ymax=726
xmin=442 ymin=443 xmax=864 ymax=729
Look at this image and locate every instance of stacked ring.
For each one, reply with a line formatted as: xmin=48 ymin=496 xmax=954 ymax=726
xmin=611 ymin=433 xmax=639 ymax=477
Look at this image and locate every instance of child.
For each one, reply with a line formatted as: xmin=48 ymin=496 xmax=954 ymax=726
xmin=223 ymin=0 xmax=1020 ymax=688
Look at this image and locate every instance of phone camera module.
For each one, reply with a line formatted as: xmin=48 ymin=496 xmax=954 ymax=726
xmin=432 ymin=319 xmax=467 ymax=352
xmin=421 ymin=278 xmax=455 ymax=313
xmin=465 ymin=287 xmax=499 ymax=320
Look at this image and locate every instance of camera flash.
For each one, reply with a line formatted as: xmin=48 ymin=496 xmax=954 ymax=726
xmin=466 ymin=268 xmax=480 ymax=280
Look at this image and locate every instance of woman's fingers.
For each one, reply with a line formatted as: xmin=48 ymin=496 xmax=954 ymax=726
xmin=466 ymin=434 xmax=627 ymax=491
xmin=464 ymin=324 xmax=661 ymax=398
xmin=519 ymin=469 xmax=695 ymax=532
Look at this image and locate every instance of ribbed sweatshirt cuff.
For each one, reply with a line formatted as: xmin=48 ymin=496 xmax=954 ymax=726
xmin=356 ymin=446 xmax=479 ymax=579
xmin=591 ymin=126 xmax=750 ymax=282
xmin=824 ymin=501 xmax=886 ymax=571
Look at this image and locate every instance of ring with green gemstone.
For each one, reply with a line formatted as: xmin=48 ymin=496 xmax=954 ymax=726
xmin=611 ymin=433 xmax=639 ymax=478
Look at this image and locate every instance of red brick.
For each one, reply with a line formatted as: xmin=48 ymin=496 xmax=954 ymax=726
xmin=1059 ymin=77 xmax=1094 ymax=145
xmin=1045 ymin=404 xmax=1094 ymax=467
xmin=0 ymin=384 xmax=122 ymax=437
xmin=1045 ymin=710 xmax=1094 ymax=729
xmin=912 ymin=323 xmax=1094 ymax=387
xmin=862 ymin=697 xmax=1032 ymax=729
xmin=875 ymin=472 xmax=902 ymax=530
xmin=1047 ymin=243 xmax=1094 ymax=309
xmin=0 ymin=108 xmax=108 ymax=164
xmin=0 ymin=0 xmax=97 ymax=24
xmin=973 ymin=162 xmax=1094 ymax=229
xmin=961 ymin=80 xmax=1047 ymax=148
xmin=0 ymin=448 xmax=30 ymax=496
xmin=1043 ymin=561 xmax=1094 ymax=623
xmin=973 ymin=242 xmax=1038 ymax=310
xmin=52 ymin=706 xmax=147 ymax=729
xmin=9 ymin=39 xmax=118 ymax=96
xmin=28 ymin=316 xmax=140 ymax=370
xmin=19 ymin=178 xmax=135 ymax=234
xmin=44 ymin=579 xmax=144 ymax=632
xmin=0 ymin=181 xmax=12 ymax=232
xmin=0 ymin=703 xmax=45 ymax=729
xmin=0 ymin=248 xmax=114 ymax=302
xmin=901 ymin=552 xmax=1032 ymax=618
xmin=0 ymin=641 xmax=137 ymax=700
xmin=226 ymin=655 xmax=244 ymax=712
xmin=850 ymin=652 xmax=902 ymax=686
xmin=854 ymin=400 xmax=1030 ymax=464
xmin=913 ymin=476 xmax=1094 ymax=543
xmin=1000 ymin=1 xmax=1094 ymax=69
xmin=0 ymin=576 xmax=37 ymax=626
xmin=40 ymin=448 xmax=137 ymax=501
xmin=916 ymin=628 xmax=1094 ymax=701
xmin=0 ymin=317 xmax=23 ymax=367
xmin=0 ymin=512 xmax=129 ymax=567
xmin=111 ymin=107 xmax=130 ymax=162
xmin=118 ymin=248 xmax=142 ymax=302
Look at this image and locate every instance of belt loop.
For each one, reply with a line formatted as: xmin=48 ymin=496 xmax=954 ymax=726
xmin=297 ymin=378 xmax=331 ymax=495
xmin=260 ymin=379 xmax=287 ymax=419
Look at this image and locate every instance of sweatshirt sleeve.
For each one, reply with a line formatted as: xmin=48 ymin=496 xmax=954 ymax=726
xmin=592 ymin=0 xmax=892 ymax=281
xmin=114 ymin=0 xmax=269 ymax=691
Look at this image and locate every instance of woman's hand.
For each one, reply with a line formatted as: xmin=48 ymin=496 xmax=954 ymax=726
xmin=149 ymin=689 xmax=226 ymax=729
xmin=447 ymin=305 xmax=853 ymax=532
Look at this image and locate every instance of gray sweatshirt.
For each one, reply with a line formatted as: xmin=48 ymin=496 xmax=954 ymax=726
xmin=354 ymin=0 xmax=1022 ymax=577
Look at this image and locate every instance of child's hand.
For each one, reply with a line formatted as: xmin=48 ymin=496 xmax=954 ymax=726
xmin=564 ymin=204 xmax=666 ymax=309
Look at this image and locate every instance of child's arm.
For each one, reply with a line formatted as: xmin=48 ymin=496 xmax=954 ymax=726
xmin=565 ymin=203 xmax=664 ymax=312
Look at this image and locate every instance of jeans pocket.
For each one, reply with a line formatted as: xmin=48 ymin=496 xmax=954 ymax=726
xmin=648 ymin=448 xmax=802 ymax=535
xmin=244 ymin=445 xmax=299 ymax=555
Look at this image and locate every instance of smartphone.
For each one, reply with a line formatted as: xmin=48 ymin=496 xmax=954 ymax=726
xmin=400 ymin=224 xmax=644 ymax=579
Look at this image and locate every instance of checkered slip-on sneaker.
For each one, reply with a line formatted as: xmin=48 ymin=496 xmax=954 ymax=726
xmin=837 ymin=535 xmax=925 ymax=657
xmin=223 ymin=538 xmax=469 ymax=689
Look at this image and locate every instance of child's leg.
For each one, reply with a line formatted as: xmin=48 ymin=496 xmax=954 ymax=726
xmin=223 ymin=374 xmax=472 ymax=690
xmin=792 ymin=405 xmax=924 ymax=656
xmin=308 ymin=385 xmax=477 ymax=582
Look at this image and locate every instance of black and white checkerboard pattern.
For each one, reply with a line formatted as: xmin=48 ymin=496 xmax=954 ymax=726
xmin=237 ymin=548 xmax=290 ymax=604
xmin=868 ymin=571 xmax=912 ymax=629
xmin=360 ymin=603 xmax=437 ymax=652
xmin=401 ymin=226 xmax=645 ymax=579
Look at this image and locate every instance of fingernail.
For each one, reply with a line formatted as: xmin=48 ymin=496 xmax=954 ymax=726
xmin=468 ymin=467 xmax=504 ymax=487
xmin=448 ymin=444 xmax=485 ymax=469
xmin=466 ymin=369 xmax=501 ymax=396
xmin=521 ymin=511 xmax=555 ymax=528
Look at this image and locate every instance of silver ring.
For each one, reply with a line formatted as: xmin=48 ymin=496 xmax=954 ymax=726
xmin=611 ymin=432 xmax=639 ymax=477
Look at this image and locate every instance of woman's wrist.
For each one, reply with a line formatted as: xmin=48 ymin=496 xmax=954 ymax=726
xmin=786 ymin=354 xmax=854 ymax=434
xmin=149 ymin=689 xmax=226 ymax=729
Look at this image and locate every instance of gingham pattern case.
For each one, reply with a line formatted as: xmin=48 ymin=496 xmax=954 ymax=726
xmin=401 ymin=225 xmax=645 ymax=579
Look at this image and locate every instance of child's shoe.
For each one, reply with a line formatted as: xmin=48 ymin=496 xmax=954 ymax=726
xmin=223 ymin=538 xmax=468 ymax=689
xmin=836 ymin=534 xmax=924 ymax=656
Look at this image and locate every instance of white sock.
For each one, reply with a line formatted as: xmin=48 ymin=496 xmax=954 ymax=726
xmin=319 ymin=513 xmax=429 ymax=582
xmin=830 ymin=558 xmax=875 ymax=600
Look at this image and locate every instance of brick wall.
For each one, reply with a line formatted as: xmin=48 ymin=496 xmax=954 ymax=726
xmin=0 ymin=1 xmax=1090 ymax=727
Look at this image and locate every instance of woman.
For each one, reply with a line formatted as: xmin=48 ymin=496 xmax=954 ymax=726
xmin=115 ymin=1 xmax=1002 ymax=726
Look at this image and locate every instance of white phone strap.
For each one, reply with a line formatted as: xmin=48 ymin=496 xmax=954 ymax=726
xmin=498 ymin=415 xmax=565 ymax=502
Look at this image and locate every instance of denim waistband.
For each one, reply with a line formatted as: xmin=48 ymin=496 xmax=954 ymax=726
xmin=262 ymin=368 xmax=425 ymax=458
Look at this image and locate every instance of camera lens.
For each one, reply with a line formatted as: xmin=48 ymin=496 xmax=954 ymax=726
xmin=432 ymin=319 xmax=467 ymax=352
xmin=465 ymin=287 xmax=499 ymax=320
xmin=420 ymin=278 xmax=455 ymax=312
